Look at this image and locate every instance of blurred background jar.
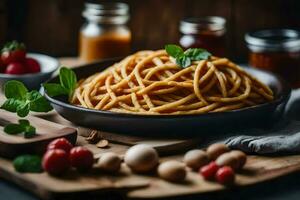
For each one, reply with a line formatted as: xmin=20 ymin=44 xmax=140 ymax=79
xmin=179 ymin=16 xmax=226 ymax=57
xmin=79 ymin=2 xmax=131 ymax=62
xmin=245 ymin=29 xmax=300 ymax=88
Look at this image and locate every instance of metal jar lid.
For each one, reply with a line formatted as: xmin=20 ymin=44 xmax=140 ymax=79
xmin=245 ymin=29 xmax=300 ymax=52
xmin=82 ymin=2 xmax=129 ymax=24
xmin=180 ymin=17 xmax=226 ymax=35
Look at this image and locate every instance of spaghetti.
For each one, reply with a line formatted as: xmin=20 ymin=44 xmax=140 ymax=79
xmin=71 ymin=50 xmax=274 ymax=115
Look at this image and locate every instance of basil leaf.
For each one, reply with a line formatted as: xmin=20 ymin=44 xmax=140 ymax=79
xmin=2 ymin=82 xmax=53 ymax=117
xmin=26 ymin=90 xmax=41 ymax=101
xmin=30 ymin=97 xmax=53 ymax=112
xmin=165 ymin=44 xmax=184 ymax=58
xmin=4 ymin=80 xmax=28 ymax=100
xmin=59 ymin=67 xmax=77 ymax=97
xmin=184 ymin=48 xmax=211 ymax=60
xmin=42 ymin=67 xmax=77 ymax=99
xmin=165 ymin=44 xmax=212 ymax=68
xmin=176 ymin=55 xmax=192 ymax=68
xmin=19 ymin=119 xmax=30 ymax=126
xmin=4 ymin=124 xmax=25 ymax=134
xmin=43 ymin=83 xmax=68 ymax=97
xmin=27 ymin=91 xmax=53 ymax=112
xmin=24 ymin=125 xmax=36 ymax=138
xmin=2 ymin=40 xmax=25 ymax=52
xmin=16 ymin=102 xmax=30 ymax=118
xmin=1 ymin=98 xmax=25 ymax=113
xmin=13 ymin=155 xmax=42 ymax=173
xmin=4 ymin=119 xmax=36 ymax=138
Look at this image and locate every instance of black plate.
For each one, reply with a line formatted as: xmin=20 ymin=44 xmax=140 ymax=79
xmin=44 ymin=58 xmax=291 ymax=137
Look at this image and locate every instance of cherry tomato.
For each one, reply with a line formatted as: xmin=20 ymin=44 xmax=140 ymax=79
xmin=42 ymin=149 xmax=70 ymax=175
xmin=5 ymin=62 xmax=26 ymax=74
xmin=199 ymin=161 xmax=219 ymax=180
xmin=215 ymin=166 xmax=235 ymax=185
xmin=25 ymin=57 xmax=40 ymax=73
xmin=1 ymin=41 xmax=26 ymax=64
xmin=69 ymin=147 xmax=94 ymax=172
xmin=47 ymin=138 xmax=73 ymax=154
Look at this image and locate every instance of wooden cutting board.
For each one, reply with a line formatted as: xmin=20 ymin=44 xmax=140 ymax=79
xmin=1 ymin=108 xmax=300 ymax=199
xmin=1 ymin=137 xmax=300 ymax=199
xmin=0 ymin=110 xmax=77 ymax=158
xmin=128 ymin=155 xmax=300 ymax=199
xmin=0 ymin=157 xmax=149 ymax=200
xmin=0 ymin=136 xmax=150 ymax=200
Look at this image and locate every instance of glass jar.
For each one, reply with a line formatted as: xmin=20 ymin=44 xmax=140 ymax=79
xmin=79 ymin=2 xmax=131 ymax=62
xmin=245 ymin=29 xmax=300 ymax=88
xmin=179 ymin=17 xmax=226 ymax=57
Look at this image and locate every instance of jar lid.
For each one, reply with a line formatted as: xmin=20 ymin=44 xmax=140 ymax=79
xmin=84 ymin=2 xmax=129 ymax=15
xmin=245 ymin=29 xmax=300 ymax=52
xmin=83 ymin=2 xmax=129 ymax=24
xmin=180 ymin=17 xmax=226 ymax=34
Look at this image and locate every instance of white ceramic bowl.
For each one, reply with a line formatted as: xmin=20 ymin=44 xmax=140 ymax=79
xmin=0 ymin=53 xmax=59 ymax=90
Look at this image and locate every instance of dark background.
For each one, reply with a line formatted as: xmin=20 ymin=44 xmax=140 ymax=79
xmin=0 ymin=0 xmax=300 ymax=60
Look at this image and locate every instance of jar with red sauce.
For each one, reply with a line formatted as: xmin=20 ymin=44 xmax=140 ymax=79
xmin=179 ymin=17 xmax=226 ymax=57
xmin=79 ymin=2 xmax=131 ymax=62
xmin=245 ymin=29 xmax=300 ymax=88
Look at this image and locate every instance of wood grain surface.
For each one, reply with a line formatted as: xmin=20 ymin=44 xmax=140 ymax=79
xmin=1 ymin=134 xmax=300 ymax=199
xmin=1 ymin=0 xmax=300 ymax=59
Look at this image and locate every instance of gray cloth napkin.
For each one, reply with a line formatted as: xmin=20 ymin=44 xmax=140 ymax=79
xmin=223 ymin=89 xmax=300 ymax=155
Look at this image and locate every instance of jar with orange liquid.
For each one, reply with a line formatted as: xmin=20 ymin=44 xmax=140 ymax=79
xmin=79 ymin=2 xmax=131 ymax=62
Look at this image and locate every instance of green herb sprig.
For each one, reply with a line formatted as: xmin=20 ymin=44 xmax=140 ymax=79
xmin=0 ymin=67 xmax=76 ymax=138
xmin=1 ymin=80 xmax=53 ymax=117
xmin=4 ymin=119 xmax=36 ymax=138
xmin=43 ymin=67 xmax=77 ymax=99
xmin=13 ymin=154 xmax=42 ymax=173
xmin=1 ymin=40 xmax=25 ymax=53
xmin=165 ymin=44 xmax=211 ymax=68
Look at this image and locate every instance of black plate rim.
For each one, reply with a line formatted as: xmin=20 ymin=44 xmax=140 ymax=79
xmin=44 ymin=58 xmax=291 ymax=119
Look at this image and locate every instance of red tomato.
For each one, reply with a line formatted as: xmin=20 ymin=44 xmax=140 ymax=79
xmin=42 ymin=149 xmax=70 ymax=175
xmin=25 ymin=57 xmax=40 ymax=73
xmin=69 ymin=147 xmax=94 ymax=171
xmin=5 ymin=62 xmax=26 ymax=74
xmin=47 ymin=138 xmax=73 ymax=154
xmin=1 ymin=41 xmax=26 ymax=64
xmin=199 ymin=161 xmax=219 ymax=180
xmin=215 ymin=166 xmax=235 ymax=185
xmin=1 ymin=50 xmax=26 ymax=64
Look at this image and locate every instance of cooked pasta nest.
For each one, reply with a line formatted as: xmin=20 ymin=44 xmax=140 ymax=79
xmin=71 ymin=50 xmax=274 ymax=115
